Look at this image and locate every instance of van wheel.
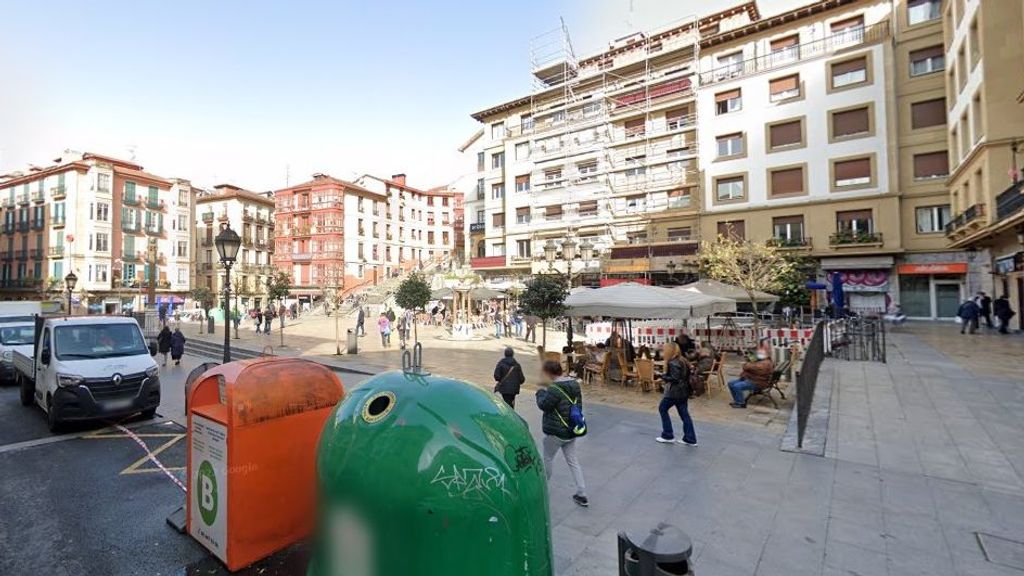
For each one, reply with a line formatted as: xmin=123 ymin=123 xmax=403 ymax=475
xmin=47 ymin=398 xmax=63 ymax=433
xmin=140 ymin=408 xmax=157 ymax=420
xmin=19 ymin=375 xmax=33 ymax=407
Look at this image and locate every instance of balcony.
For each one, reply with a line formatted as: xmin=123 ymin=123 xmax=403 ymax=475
xmin=121 ymin=252 xmax=141 ymax=263
xmin=17 ymin=221 xmax=29 ymax=233
xmin=290 ymin=252 xmax=313 ymax=261
xmin=996 ymin=180 xmax=1024 ymax=222
xmin=31 ymin=219 xmax=45 ymax=231
xmin=241 ymin=237 xmax=254 ymax=248
xmin=256 ymin=213 xmax=268 ymax=224
xmin=1 ymin=198 xmax=13 ymax=209
xmin=16 ymin=195 xmax=29 ymax=206
xmin=469 ymin=222 xmax=486 ymax=234
xmin=945 ymin=203 xmax=986 ymax=235
xmin=201 ymin=212 xmax=215 ymax=224
xmin=51 ymin=186 xmax=66 ymax=200
xmin=31 ymin=191 xmax=45 ymax=203
xmin=30 ymin=248 xmax=43 ymax=260
xmin=829 ymin=231 xmax=884 ymax=247
xmin=700 ymin=21 xmax=890 ymax=86
xmin=121 ymin=221 xmax=141 ymax=234
xmin=145 ymin=224 xmax=164 ymax=236
xmin=123 ymin=195 xmax=141 ymax=207
xmin=48 ymin=246 xmax=65 ymax=258
xmin=0 ymin=251 xmax=8 ymax=261
xmin=768 ymin=237 xmax=812 ymax=250
xmin=200 ymin=237 xmax=214 ymax=247
xmin=242 ymin=211 xmax=254 ymax=223
xmin=292 ymin=225 xmax=312 ymax=237
xmin=201 ymin=262 xmax=215 ymax=271
xmin=471 ymin=255 xmax=507 ymax=269
xmin=2 ymin=222 xmax=13 ymax=235
xmin=50 ymin=215 xmax=66 ymax=229
xmin=609 ymin=242 xmax=698 ymax=260
xmin=15 ymin=250 xmax=28 ymax=261
xmin=146 ymin=198 xmax=164 ymax=210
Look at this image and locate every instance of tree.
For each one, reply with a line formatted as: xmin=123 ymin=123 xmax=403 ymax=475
xmin=319 ymin=263 xmax=347 ymax=355
xmin=698 ymin=234 xmax=794 ymax=333
xmin=189 ymin=287 xmax=215 ymax=334
xmin=518 ymin=274 xmax=568 ymax=350
xmin=777 ymin=255 xmax=816 ymax=311
xmin=394 ymin=273 xmax=431 ymax=344
xmin=266 ymin=271 xmax=291 ymax=304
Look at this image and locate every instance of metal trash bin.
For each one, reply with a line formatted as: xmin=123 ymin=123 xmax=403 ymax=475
xmin=346 ymin=328 xmax=358 ymax=355
xmin=618 ymin=523 xmax=694 ymax=576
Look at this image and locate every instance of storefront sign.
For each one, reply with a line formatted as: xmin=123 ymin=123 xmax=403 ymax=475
xmin=995 ymin=253 xmax=1023 ymax=274
xmin=897 ymin=263 xmax=967 ymax=275
xmin=826 ymin=270 xmax=889 ymax=292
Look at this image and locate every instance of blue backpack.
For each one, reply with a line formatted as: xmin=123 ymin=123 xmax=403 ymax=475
xmin=551 ymin=383 xmax=587 ymax=437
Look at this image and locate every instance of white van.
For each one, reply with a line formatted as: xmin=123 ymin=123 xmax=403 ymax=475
xmin=0 ymin=321 xmax=36 ymax=384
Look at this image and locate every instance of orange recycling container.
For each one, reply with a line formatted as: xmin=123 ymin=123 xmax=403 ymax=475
xmin=186 ymin=357 xmax=344 ymax=571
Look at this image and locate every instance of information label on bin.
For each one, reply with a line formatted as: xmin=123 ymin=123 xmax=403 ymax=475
xmin=190 ymin=414 xmax=228 ymax=563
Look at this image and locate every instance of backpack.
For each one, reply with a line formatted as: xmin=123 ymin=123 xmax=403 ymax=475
xmin=551 ymin=383 xmax=587 ymax=437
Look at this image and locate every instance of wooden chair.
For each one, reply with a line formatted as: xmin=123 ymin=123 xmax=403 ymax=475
xmin=583 ymin=352 xmax=611 ymax=386
xmin=634 ymin=358 xmax=655 ymax=393
xmin=611 ymin=348 xmax=630 ymax=386
xmin=707 ymin=353 xmax=727 ymax=397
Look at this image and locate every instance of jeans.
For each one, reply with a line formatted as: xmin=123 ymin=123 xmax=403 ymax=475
xmin=542 ymin=435 xmax=587 ymax=497
xmin=381 ymin=332 xmax=390 ymax=346
xmin=515 ymin=321 xmax=523 ymax=337
xmin=961 ymin=318 xmax=978 ymax=334
xmin=728 ymin=378 xmax=757 ymax=405
xmin=658 ymin=397 xmax=696 ymax=444
xmin=495 ymin=323 xmax=503 ymax=337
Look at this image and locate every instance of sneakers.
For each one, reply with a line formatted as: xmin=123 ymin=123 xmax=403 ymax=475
xmin=572 ymin=494 xmax=589 ymax=507
xmin=678 ymin=439 xmax=697 ymax=447
xmin=730 ymin=402 xmax=747 ymax=409
xmin=655 ymin=436 xmax=675 ymax=443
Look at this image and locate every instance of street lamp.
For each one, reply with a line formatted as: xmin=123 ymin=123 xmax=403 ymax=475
xmin=64 ymin=272 xmax=77 ymax=316
xmin=543 ymin=233 xmax=598 ymax=352
xmin=215 ymin=225 xmax=241 ymax=363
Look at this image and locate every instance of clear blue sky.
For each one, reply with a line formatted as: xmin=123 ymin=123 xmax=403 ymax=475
xmin=0 ymin=0 xmax=801 ymax=191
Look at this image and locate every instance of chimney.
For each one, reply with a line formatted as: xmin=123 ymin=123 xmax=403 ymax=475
xmin=392 ymin=173 xmax=407 ymax=186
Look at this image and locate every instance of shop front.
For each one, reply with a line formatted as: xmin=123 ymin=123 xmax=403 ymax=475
xmin=820 ymin=256 xmax=894 ymax=315
xmin=994 ymin=251 xmax=1023 ymax=331
xmin=896 ymin=263 xmax=966 ymax=320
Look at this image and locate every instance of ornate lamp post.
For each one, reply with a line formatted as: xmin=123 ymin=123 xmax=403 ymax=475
xmin=543 ymin=233 xmax=597 ymax=351
xmin=215 ymin=225 xmax=241 ymax=363
xmin=64 ymin=272 xmax=77 ymax=316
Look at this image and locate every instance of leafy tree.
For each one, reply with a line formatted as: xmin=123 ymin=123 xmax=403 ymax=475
xmin=518 ymin=274 xmax=568 ymax=349
xmin=394 ymin=273 xmax=432 ymax=343
xmin=777 ymin=255 xmax=816 ymax=310
xmin=266 ymin=271 xmax=292 ymax=304
xmin=189 ymin=287 xmax=216 ymax=334
xmin=699 ymin=234 xmax=794 ymax=333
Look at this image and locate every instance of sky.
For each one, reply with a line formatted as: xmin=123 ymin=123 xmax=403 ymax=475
xmin=0 ymin=0 xmax=805 ymax=192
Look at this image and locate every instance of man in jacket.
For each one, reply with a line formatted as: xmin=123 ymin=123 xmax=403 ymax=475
xmin=356 ymin=307 xmax=366 ymax=336
xmin=978 ymin=292 xmax=993 ymax=329
xmin=492 ymin=347 xmax=525 ymax=408
xmin=524 ymin=315 xmax=539 ymax=343
xmin=958 ymin=298 xmax=980 ymax=335
xmin=535 ymin=360 xmax=588 ymax=507
xmin=727 ymin=351 xmax=774 ymax=409
xmin=994 ymin=294 xmax=1016 ymax=334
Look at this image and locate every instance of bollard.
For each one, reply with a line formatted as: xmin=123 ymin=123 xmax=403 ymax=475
xmin=346 ymin=328 xmax=358 ymax=354
xmin=308 ymin=363 xmax=553 ymax=575
xmin=618 ymin=523 xmax=694 ymax=576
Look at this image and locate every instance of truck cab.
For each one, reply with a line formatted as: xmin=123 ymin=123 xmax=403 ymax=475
xmin=17 ymin=316 xmax=161 ymax=432
xmin=0 ymin=321 xmax=36 ymax=384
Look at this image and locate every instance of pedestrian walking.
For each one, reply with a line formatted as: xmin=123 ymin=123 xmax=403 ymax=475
xmin=157 ymin=325 xmax=172 ymax=367
xmin=957 ymin=298 xmax=980 ymax=335
xmin=397 ymin=311 xmax=410 ymax=349
xmin=536 ymin=359 xmax=588 ymax=507
xmin=170 ymin=327 xmax=186 ymax=366
xmin=255 ymin=310 xmax=263 ymax=333
xmin=357 ymin=307 xmax=366 ymax=336
xmin=264 ymin=307 xmax=274 ymax=335
xmin=655 ymin=342 xmax=697 ymax=446
xmin=493 ymin=347 xmax=525 ymax=409
xmin=524 ymin=315 xmax=538 ymax=343
xmin=378 ymin=312 xmax=391 ymax=347
xmin=232 ymin=306 xmax=241 ymax=333
xmin=994 ymin=294 xmax=1016 ymax=334
xmin=386 ymin=307 xmax=396 ymax=324
xmin=978 ymin=292 xmax=993 ymax=329
xmin=494 ymin=310 xmax=504 ymax=338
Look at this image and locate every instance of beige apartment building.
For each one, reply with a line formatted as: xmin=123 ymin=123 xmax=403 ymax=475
xmin=942 ymin=0 xmax=1024 ymax=331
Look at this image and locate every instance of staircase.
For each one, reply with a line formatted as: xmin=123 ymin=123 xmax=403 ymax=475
xmin=185 ymin=338 xmax=269 ymax=361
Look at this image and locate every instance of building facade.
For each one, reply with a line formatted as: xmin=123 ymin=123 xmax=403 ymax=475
xmin=195 ymin=185 xmax=276 ymax=311
xmin=942 ymin=0 xmax=1024 ymax=330
xmin=273 ymin=173 xmax=455 ymax=304
xmin=0 ymin=151 xmax=194 ymax=313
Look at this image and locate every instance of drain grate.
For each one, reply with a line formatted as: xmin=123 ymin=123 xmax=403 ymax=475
xmin=977 ymin=532 xmax=1024 ymax=571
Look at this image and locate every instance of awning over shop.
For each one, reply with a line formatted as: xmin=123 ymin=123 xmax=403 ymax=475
xmin=820 ymin=256 xmax=894 ymax=270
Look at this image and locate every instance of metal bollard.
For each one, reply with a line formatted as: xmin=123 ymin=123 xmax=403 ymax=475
xmin=618 ymin=523 xmax=694 ymax=576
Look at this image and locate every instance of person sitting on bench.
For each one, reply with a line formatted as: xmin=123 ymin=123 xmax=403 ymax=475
xmin=728 ymin=350 xmax=774 ymax=409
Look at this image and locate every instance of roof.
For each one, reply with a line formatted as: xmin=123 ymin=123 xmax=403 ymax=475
xmin=700 ymin=0 xmax=856 ymax=49
xmin=196 ymin=185 xmax=275 ymax=207
xmin=359 ymin=174 xmax=455 ymax=197
xmin=81 ymin=152 xmax=143 ymax=170
xmin=113 ymin=166 xmax=173 ymax=187
xmin=457 ymin=128 xmax=484 ymax=152
xmin=274 ymin=174 xmax=379 ymax=197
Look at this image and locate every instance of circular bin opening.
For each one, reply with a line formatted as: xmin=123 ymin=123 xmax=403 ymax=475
xmin=362 ymin=391 xmax=396 ymax=423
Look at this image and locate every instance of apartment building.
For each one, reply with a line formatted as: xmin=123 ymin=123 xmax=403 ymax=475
xmin=0 ymin=151 xmax=194 ymax=313
xmin=466 ymin=4 xmax=760 ymax=285
xmin=942 ymin=0 xmax=1024 ymax=330
xmin=273 ymin=173 xmax=455 ymax=303
xmin=195 ymin=185 xmax=276 ymax=311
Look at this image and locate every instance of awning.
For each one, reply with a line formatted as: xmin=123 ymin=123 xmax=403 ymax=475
xmin=820 ymin=256 xmax=894 ymax=270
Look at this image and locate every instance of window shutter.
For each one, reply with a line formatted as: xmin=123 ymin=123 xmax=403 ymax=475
xmin=913 ymin=151 xmax=949 ymax=178
xmin=516 ymin=207 xmax=530 ymax=217
xmin=837 ymin=209 xmax=873 ymax=222
xmin=771 ymin=168 xmax=804 ymax=195
xmin=832 ymin=107 xmax=870 ymax=136
xmin=832 ymin=57 xmax=866 ymax=76
xmin=773 ymin=215 xmax=804 ymax=226
xmin=770 ymin=35 xmax=799 ymax=50
xmin=830 ymin=16 xmax=864 ymax=32
xmin=770 ymin=121 xmax=802 ymax=147
xmin=715 ymin=89 xmax=740 ymax=102
xmin=769 ymin=75 xmax=799 ymax=95
xmin=545 ymin=205 xmax=563 ymax=217
xmin=910 ymin=45 xmax=943 ymax=61
xmin=835 ymin=158 xmax=872 ymax=181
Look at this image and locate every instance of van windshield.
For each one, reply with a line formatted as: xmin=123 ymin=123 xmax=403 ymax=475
xmin=0 ymin=325 xmax=35 ymax=346
xmin=54 ymin=323 xmax=148 ymax=360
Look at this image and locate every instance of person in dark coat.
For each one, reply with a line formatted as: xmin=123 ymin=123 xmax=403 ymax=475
xmin=493 ymin=347 xmax=525 ymax=408
xmin=156 ymin=326 xmax=172 ymax=366
xmin=993 ymin=295 xmax=1015 ymax=334
xmin=957 ymin=298 xmax=980 ymax=335
xmin=536 ymin=360 xmax=588 ymax=507
xmin=170 ymin=328 xmax=186 ymax=365
xmin=357 ymin=307 xmax=366 ymax=336
xmin=655 ymin=342 xmax=697 ymax=446
xmin=978 ymin=292 xmax=993 ymax=328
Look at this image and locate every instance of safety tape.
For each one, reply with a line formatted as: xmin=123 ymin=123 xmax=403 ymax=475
xmin=109 ymin=421 xmax=187 ymax=493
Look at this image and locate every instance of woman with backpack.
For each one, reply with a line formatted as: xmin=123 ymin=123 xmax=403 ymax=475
xmin=535 ymin=360 xmax=589 ymax=507
xmin=655 ymin=341 xmax=697 ymax=447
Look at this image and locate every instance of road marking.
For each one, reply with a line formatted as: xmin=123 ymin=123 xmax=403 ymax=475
xmin=0 ymin=417 xmax=173 ymax=455
xmin=120 ymin=433 xmax=185 ymax=476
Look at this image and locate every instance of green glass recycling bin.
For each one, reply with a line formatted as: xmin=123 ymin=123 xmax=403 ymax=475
xmin=308 ymin=370 xmax=553 ymax=575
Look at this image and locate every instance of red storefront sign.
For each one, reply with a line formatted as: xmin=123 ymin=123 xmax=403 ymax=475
xmin=897 ymin=263 xmax=967 ymax=275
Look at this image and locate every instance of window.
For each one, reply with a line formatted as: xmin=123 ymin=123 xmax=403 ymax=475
xmin=625 ymin=195 xmax=645 ymax=210
xmin=491 ymin=183 xmax=505 ymax=199
xmin=911 ymin=98 xmax=946 ymax=129
xmin=910 ymin=46 xmax=944 ymax=76
xmin=908 ymin=0 xmax=941 ymax=25
xmin=492 ymin=213 xmax=505 ymax=228
xmin=177 ymin=214 xmax=187 ymax=230
xmin=716 ymin=51 xmax=744 ymax=78
xmin=491 ymin=152 xmax=504 ymax=169
xmin=830 ymin=15 xmax=865 ymax=44
xmin=516 ymin=207 xmax=531 ymax=224
xmin=521 ymin=114 xmax=533 ymax=132
xmin=769 ymin=35 xmax=799 ymax=62
xmin=667 ymin=227 xmax=691 ymax=242
xmin=972 ymin=92 xmax=984 ymax=142
xmin=491 ymin=122 xmax=505 ymax=140
xmin=913 ymin=151 xmax=949 ymax=179
xmin=716 ymin=133 xmax=744 ymax=158
xmin=124 ymin=181 xmax=137 ymax=201
xmin=831 ymin=106 xmax=871 ymax=138
xmin=768 ymin=119 xmax=803 ymax=149
xmin=716 ymin=176 xmax=745 ymax=201
xmin=515 ymin=175 xmax=530 ymax=193
xmin=833 ymin=157 xmax=872 ymax=187
xmin=582 ymin=102 xmax=602 ymax=117
xmin=95 ymin=233 xmax=109 ymax=252
xmin=624 ymin=117 xmax=645 ymax=138
xmin=477 ymin=152 xmax=485 ymax=172
xmin=516 ymin=240 xmax=531 ymax=259
xmin=577 ymin=161 xmax=598 ymax=179
xmin=715 ymin=89 xmax=742 ymax=114
xmin=624 ymin=156 xmax=646 ymax=177
xmin=837 ymin=210 xmax=873 ymax=233
xmin=831 ymin=56 xmax=867 ymax=88
xmin=177 ymin=240 xmax=188 ymax=257
xmin=515 ymin=142 xmax=530 ymax=161
xmin=491 ymin=243 xmax=505 ymax=257
xmin=544 ymin=168 xmax=563 ymax=183
xmin=717 ymin=221 xmax=745 ymax=239
xmin=773 ymin=216 xmax=805 ymax=241
xmin=177 ymin=269 xmax=187 ymax=284
xmin=769 ymin=74 xmax=800 ymax=101
xmin=666 ymin=108 xmax=688 ymax=130
xmin=769 ymin=167 xmax=805 ymax=196
xmin=475 ymin=179 xmax=485 ymax=199
xmin=545 ymin=205 xmax=562 ymax=221
xmin=915 ymin=205 xmax=951 ymax=233
xmin=97 ymin=173 xmax=111 ymax=193
xmin=579 ymin=201 xmax=598 ymax=217
xmin=95 ymin=264 xmax=109 ymax=283
xmin=475 ymin=210 xmax=485 ymax=224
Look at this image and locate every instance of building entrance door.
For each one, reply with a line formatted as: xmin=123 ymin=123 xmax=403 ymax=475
xmin=934 ymin=282 xmax=962 ymax=319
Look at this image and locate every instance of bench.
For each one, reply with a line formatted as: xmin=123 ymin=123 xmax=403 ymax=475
xmin=746 ymin=360 xmax=790 ymax=409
